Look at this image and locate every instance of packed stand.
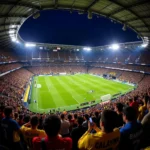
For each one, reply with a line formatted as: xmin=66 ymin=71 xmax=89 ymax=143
xmin=0 ymin=68 xmax=33 ymax=105
xmin=0 ymin=63 xmax=22 ymax=74
xmin=0 ymin=50 xmax=18 ymax=63
xmin=0 ymin=69 xmax=150 ymax=149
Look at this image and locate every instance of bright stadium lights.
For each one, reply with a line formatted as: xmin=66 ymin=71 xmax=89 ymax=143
xmin=9 ymin=34 xmax=15 ymax=37
xmin=83 ymin=47 xmax=92 ymax=51
xmin=39 ymin=47 xmax=43 ymax=49
xmin=25 ymin=43 xmax=36 ymax=47
xmin=10 ymin=25 xmax=16 ymax=28
xmin=11 ymin=37 xmax=16 ymax=42
xmin=9 ymin=30 xmax=15 ymax=34
xmin=111 ymin=44 xmax=120 ymax=50
xmin=76 ymin=49 xmax=79 ymax=51
xmin=141 ymin=44 xmax=148 ymax=47
xmin=57 ymin=47 xmax=61 ymax=50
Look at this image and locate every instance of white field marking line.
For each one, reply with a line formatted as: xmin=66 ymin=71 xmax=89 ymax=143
xmin=56 ymin=77 xmax=80 ymax=104
xmin=45 ymin=78 xmax=59 ymax=108
xmin=65 ymin=78 xmax=89 ymax=101
xmin=71 ymin=95 xmax=80 ymax=104
xmin=33 ymin=80 xmax=39 ymax=112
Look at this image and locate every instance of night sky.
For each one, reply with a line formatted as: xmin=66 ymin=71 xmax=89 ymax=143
xmin=19 ymin=10 xmax=141 ymax=46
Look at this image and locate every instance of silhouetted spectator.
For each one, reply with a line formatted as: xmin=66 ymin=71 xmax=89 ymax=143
xmin=82 ymin=114 xmax=89 ymax=129
xmin=1 ymin=106 xmax=23 ymax=150
xmin=18 ymin=114 xmax=24 ymax=126
xmin=71 ymin=116 xmax=86 ymax=150
xmin=115 ymin=103 xmax=124 ymax=127
xmin=60 ymin=114 xmax=70 ymax=137
xmin=119 ymin=107 xmax=143 ymax=150
xmin=141 ymin=98 xmax=150 ymax=147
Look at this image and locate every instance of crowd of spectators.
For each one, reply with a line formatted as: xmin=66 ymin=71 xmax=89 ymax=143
xmin=27 ymin=66 xmax=86 ymax=75
xmin=0 ymin=51 xmax=18 ymax=63
xmin=0 ymin=69 xmax=33 ymax=114
xmin=1 ymin=50 xmax=150 ymax=149
xmin=0 ymin=66 xmax=150 ymax=149
xmin=0 ymin=92 xmax=150 ymax=150
xmin=92 ymin=63 xmax=150 ymax=73
xmin=0 ymin=63 xmax=22 ymax=74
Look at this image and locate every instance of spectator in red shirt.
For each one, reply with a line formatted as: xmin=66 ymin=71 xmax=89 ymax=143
xmin=32 ymin=115 xmax=72 ymax=150
xmin=130 ymin=96 xmax=139 ymax=115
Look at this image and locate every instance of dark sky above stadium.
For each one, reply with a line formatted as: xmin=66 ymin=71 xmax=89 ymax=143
xmin=19 ymin=10 xmax=141 ymax=46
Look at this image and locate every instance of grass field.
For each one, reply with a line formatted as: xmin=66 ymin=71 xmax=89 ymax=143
xmin=29 ymin=74 xmax=134 ymax=113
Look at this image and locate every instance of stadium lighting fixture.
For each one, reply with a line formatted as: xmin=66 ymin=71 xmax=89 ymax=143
xmin=83 ymin=47 xmax=92 ymax=51
xmin=11 ymin=37 xmax=16 ymax=42
xmin=57 ymin=47 xmax=61 ymax=50
xmin=10 ymin=25 xmax=16 ymax=28
xmin=9 ymin=30 xmax=15 ymax=34
xmin=76 ymin=49 xmax=79 ymax=51
xmin=39 ymin=47 xmax=43 ymax=50
xmin=25 ymin=43 xmax=36 ymax=47
xmin=141 ymin=44 xmax=148 ymax=47
xmin=9 ymin=34 xmax=15 ymax=37
xmin=111 ymin=44 xmax=120 ymax=50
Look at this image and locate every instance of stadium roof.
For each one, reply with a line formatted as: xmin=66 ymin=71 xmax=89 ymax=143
xmin=0 ymin=0 xmax=150 ymax=49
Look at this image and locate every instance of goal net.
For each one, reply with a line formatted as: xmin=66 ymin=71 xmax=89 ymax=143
xmin=101 ymin=94 xmax=111 ymax=102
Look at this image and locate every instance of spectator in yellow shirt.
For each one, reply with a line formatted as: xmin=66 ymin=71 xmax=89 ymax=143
xmin=138 ymin=95 xmax=149 ymax=121
xmin=21 ymin=115 xmax=46 ymax=150
xmin=78 ymin=110 xmax=120 ymax=150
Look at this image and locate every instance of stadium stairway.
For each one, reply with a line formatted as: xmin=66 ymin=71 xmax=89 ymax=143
xmin=24 ymin=67 xmax=35 ymax=75
xmin=138 ymin=74 xmax=145 ymax=84
xmin=116 ymin=71 xmax=123 ymax=78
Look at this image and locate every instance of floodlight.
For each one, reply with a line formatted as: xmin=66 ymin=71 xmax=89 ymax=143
xmin=9 ymin=30 xmax=15 ymax=34
xmin=25 ymin=43 xmax=36 ymax=47
xmin=10 ymin=25 xmax=16 ymax=28
xmin=9 ymin=34 xmax=15 ymax=37
xmin=39 ymin=47 xmax=43 ymax=49
xmin=57 ymin=47 xmax=61 ymax=50
xmin=111 ymin=44 xmax=119 ymax=50
xmin=11 ymin=37 xmax=16 ymax=42
xmin=141 ymin=44 xmax=148 ymax=47
xmin=83 ymin=47 xmax=91 ymax=51
xmin=76 ymin=49 xmax=79 ymax=51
